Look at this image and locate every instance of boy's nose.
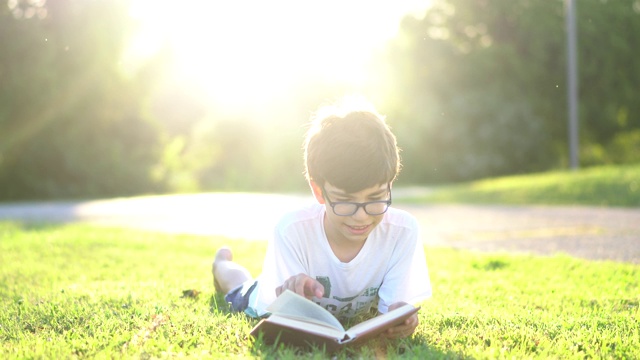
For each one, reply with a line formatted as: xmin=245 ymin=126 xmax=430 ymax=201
xmin=351 ymin=206 xmax=369 ymax=220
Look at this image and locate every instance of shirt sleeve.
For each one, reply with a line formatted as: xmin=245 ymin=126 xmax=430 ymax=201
xmin=377 ymin=215 xmax=432 ymax=313
xmin=253 ymin=218 xmax=310 ymax=313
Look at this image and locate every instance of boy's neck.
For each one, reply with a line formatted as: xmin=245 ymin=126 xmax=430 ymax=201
xmin=326 ymin=234 xmax=367 ymax=263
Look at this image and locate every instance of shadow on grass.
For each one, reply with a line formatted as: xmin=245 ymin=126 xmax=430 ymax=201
xmin=246 ymin=332 xmax=468 ymax=359
xmin=208 ymin=293 xmax=231 ymax=314
xmin=0 ymin=220 xmax=69 ymax=233
xmin=0 ymin=201 xmax=82 ymax=223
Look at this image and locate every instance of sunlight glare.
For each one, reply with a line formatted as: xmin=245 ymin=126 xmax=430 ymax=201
xmin=126 ymin=0 xmax=429 ymax=113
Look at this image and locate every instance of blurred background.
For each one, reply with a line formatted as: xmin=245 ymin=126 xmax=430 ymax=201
xmin=1 ymin=0 xmax=639 ymax=201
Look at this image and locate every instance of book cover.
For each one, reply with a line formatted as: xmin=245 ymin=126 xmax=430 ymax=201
xmin=249 ymin=290 xmax=419 ymax=351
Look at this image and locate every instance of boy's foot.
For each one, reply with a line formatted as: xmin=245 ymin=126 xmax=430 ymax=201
xmin=212 ymin=247 xmax=233 ymax=293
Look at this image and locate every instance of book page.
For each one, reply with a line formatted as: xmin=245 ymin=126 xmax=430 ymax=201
xmin=346 ymin=304 xmax=418 ymax=339
xmin=267 ymin=314 xmax=347 ymax=341
xmin=266 ymin=290 xmax=344 ymax=332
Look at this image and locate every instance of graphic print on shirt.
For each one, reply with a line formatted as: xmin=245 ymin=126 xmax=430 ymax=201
xmin=314 ymin=275 xmax=380 ymax=319
xmin=315 ymin=276 xmax=331 ymax=298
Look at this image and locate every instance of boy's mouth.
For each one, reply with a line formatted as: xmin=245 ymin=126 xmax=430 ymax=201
xmin=346 ymin=224 xmax=370 ymax=235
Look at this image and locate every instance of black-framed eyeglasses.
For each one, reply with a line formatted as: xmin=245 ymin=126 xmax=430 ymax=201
xmin=321 ymin=184 xmax=392 ymax=216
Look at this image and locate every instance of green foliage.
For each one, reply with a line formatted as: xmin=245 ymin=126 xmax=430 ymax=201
xmin=578 ymin=1 xmax=640 ymax=143
xmin=393 ymin=89 xmax=551 ymax=183
xmin=406 ymin=163 xmax=640 ymax=207
xmin=1 ymin=222 xmax=638 ymax=358
xmin=0 ymin=0 xmax=165 ymax=200
xmin=582 ymin=130 xmax=640 ymax=166
xmin=385 ymin=0 xmax=565 ymax=183
xmin=2 ymin=0 xmax=640 ymax=200
xmin=385 ymin=0 xmax=640 ymax=184
xmin=608 ymin=130 xmax=640 ymax=164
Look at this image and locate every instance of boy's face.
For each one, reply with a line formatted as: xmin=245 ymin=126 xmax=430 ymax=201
xmin=314 ymin=182 xmax=391 ymax=247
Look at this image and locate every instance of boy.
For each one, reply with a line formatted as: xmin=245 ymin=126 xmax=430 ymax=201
xmin=212 ymin=99 xmax=431 ymax=339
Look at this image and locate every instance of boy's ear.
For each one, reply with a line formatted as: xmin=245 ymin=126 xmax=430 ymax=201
xmin=309 ymin=181 xmax=326 ymax=204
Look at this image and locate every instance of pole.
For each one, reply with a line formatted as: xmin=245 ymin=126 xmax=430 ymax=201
xmin=566 ymin=0 xmax=579 ymax=169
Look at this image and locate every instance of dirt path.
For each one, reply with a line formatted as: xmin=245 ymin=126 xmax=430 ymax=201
xmin=1 ymin=193 xmax=638 ymax=264
xmin=404 ymin=204 xmax=640 ymax=263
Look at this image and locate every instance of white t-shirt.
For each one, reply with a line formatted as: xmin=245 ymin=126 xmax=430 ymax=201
xmin=250 ymin=203 xmax=432 ymax=319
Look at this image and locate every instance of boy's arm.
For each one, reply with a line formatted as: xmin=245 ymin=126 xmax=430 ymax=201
xmin=258 ymin=221 xmax=317 ymax=305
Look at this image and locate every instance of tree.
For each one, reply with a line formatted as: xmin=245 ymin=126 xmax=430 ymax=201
xmin=383 ymin=0 xmax=640 ymax=184
xmin=0 ymin=0 xmax=165 ymax=200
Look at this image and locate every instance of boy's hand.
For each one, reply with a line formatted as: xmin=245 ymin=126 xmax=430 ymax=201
xmin=383 ymin=302 xmax=418 ymax=339
xmin=275 ymin=273 xmax=324 ymax=300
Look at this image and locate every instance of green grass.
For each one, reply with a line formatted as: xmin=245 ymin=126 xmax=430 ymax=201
xmin=400 ymin=163 xmax=640 ymax=207
xmin=1 ymin=222 xmax=638 ymax=359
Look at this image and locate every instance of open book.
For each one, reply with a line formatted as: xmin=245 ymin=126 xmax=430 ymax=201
xmin=249 ymin=290 xmax=419 ymax=351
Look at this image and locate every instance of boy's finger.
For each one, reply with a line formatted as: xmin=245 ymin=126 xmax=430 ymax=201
xmin=313 ymin=282 xmax=324 ymax=298
xmin=295 ymin=278 xmax=307 ymax=296
xmin=302 ymin=278 xmax=324 ymax=298
xmin=302 ymin=279 xmax=315 ymax=296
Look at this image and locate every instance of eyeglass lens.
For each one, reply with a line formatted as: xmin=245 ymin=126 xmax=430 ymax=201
xmin=333 ymin=201 xmax=389 ymax=216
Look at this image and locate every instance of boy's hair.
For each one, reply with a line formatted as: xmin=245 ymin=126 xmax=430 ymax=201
xmin=304 ymin=99 xmax=401 ymax=193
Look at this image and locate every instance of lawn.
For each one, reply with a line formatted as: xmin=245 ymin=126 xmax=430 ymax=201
xmin=399 ymin=163 xmax=640 ymax=207
xmin=1 ymin=221 xmax=638 ymax=359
